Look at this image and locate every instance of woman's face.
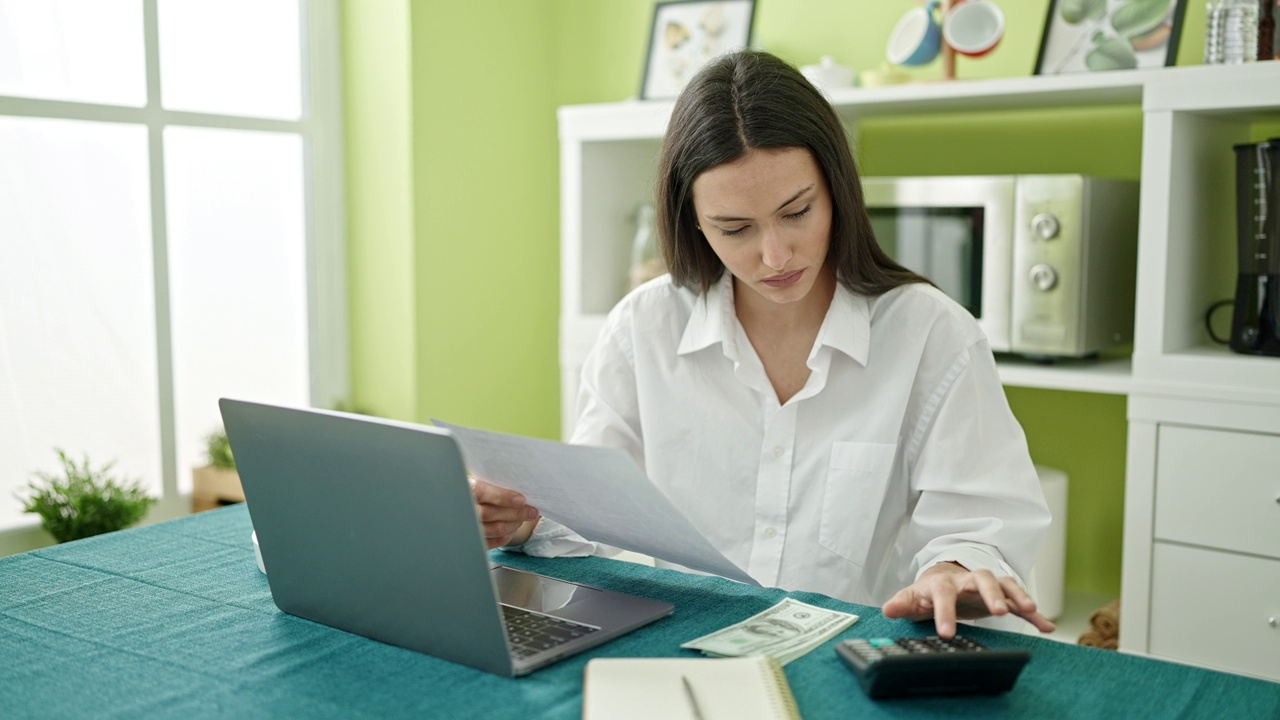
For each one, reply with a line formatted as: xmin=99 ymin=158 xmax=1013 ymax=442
xmin=691 ymin=146 xmax=834 ymax=310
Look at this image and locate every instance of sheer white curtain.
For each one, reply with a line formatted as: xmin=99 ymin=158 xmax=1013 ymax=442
xmin=0 ymin=0 xmax=345 ymax=532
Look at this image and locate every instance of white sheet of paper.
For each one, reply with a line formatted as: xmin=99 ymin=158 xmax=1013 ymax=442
xmin=435 ymin=420 xmax=758 ymax=587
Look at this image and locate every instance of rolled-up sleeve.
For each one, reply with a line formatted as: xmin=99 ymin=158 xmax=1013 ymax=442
xmin=903 ymin=340 xmax=1051 ymax=589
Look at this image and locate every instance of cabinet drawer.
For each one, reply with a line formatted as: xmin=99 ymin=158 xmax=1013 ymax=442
xmin=1149 ymin=543 xmax=1280 ymax=681
xmin=1154 ymin=425 xmax=1280 ymax=558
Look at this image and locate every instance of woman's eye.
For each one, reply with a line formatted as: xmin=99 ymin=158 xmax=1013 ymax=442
xmin=720 ymin=226 xmax=748 ymax=237
xmin=785 ymin=205 xmax=812 ymax=221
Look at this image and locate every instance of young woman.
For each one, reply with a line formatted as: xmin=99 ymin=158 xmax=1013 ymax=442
xmin=473 ymin=50 xmax=1054 ymax=638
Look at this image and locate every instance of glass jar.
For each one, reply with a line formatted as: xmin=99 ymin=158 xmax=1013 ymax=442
xmin=628 ymin=204 xmax=665 ymax=289
xmin=1205 ymin=0 xmax=1260 ymax=64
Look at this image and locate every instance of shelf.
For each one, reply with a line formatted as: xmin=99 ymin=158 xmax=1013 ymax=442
xmin=996 ymin=355 xmax=1132 ymax=395
xmin=1144 ymin=63 xmax=1280 ymax=115
xmin=1133 ymin=344 xmax=1280 ymax=406
xmin=559 ymin=64 xmax=1280 ymax=143
xmin=558 ymin=67 xmax=1150 ymax=143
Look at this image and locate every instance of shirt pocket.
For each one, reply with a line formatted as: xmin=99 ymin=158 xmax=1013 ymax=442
xmin=818 ymin=441 xmax=898 ymax=568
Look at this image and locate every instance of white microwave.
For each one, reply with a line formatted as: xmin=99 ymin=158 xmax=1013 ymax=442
xmin=862 ymin=174 xmax=1140 ymax=358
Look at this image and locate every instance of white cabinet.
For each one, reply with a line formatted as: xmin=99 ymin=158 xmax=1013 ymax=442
xmin=1118 ymin=67 xmax=1280 ymax=683
xmin=1135 ymin=421 xmax=1280 ymax=680
xmin=1149 ymin=543 xmax=1280 ymax=680
xmin=558 ymin=62 xmax=1280 ymax=679
xmin=1154 ymin=425 xmax=1280 ymax=557
xmin=1123 ymin=395 xmax=1280 ymax=682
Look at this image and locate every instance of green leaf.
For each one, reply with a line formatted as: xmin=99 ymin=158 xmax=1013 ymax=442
xmin=1060 ymin=0 xmax=1108 ymax=24
xmin=1085 ymin=36 xmax=1139 ymax=70
xmin=18 ymin=448 xmax=156 ymax=543
xmin=205 ymin=429 xmax=236 ymax=470
xmin=1111 ymin=0 xmax=1171 ymax=39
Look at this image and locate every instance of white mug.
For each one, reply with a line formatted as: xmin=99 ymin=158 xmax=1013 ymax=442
xmin=943 ymin=0 xmax=1005 ymax=58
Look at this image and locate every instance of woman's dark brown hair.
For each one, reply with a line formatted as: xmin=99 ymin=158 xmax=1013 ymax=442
xmin=656 ymin=50 xmax=928 ymax=295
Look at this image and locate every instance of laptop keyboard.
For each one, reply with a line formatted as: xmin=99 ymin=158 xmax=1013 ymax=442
xmin=501 ymin=605 xmax=599 ymax=659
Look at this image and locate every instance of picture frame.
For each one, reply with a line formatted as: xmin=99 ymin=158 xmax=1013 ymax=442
xmin=1034 ymin=0 xmax=1188 ymax=75
xmin=639 ymin=0 xmax=756 ymax=101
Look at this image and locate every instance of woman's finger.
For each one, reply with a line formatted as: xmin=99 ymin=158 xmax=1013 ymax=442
xmin=968 ymin=569 xmax=1010 ymax=617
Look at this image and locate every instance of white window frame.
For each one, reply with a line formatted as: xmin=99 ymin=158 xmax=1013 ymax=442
xmin=0 ymin=0 xmax=347 ymax=511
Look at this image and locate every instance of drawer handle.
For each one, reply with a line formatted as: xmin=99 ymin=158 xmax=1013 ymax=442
xmin=1271 ymin=617 xmax=1277 ymax=628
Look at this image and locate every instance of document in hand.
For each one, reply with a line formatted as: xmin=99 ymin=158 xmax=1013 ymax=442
xmin=435 ymin=420 xmax=759 ymax=586
xmin=583 ymin=656 xmax=801 ymax=720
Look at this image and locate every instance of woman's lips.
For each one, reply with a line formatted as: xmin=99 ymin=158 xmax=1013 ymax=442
xmin=761 ymin=268 xmax=804 ymax=288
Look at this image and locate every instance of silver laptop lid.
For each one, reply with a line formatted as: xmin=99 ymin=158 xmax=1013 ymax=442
xmin=219 ymin=398 xmax=515 ymax=675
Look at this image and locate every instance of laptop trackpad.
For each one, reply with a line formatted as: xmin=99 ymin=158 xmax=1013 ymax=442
xmin=491 ymin=565 xmax=601 ymax=613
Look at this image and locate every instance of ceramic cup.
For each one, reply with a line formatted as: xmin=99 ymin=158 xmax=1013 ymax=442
xmin=943 ymin=0 xmax=1005 ymax=58
xmin=886 ymin=1 xmax=942 ymax=67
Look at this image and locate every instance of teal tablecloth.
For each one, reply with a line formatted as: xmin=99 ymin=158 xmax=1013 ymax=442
xmin=1 ymin=504 xmax=1277 ymax=719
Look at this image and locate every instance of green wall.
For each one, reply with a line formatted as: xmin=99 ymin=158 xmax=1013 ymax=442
xmin=345 ymin=0 xmax=1219 ymax=597
xmin=1006 ymin=389 xmax=1129 ymax=598
xmin=408 ymin=3 xmax=561 ymax=437
xmin=343 ymin=0 xmax=417 ymax=422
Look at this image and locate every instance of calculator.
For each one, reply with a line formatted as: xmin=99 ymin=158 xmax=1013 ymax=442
xmin=835 ymin=635 xmax=1030 ymax=699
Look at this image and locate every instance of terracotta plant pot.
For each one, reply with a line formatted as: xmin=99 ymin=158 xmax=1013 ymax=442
xmin=191 ymin=466 xmax=245 ymax=513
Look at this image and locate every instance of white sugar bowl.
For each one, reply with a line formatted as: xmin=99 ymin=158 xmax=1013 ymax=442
xmin=800 ymin=55 xmax=856 ymax=91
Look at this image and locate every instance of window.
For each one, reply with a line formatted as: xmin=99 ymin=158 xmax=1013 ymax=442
xmin=0 ymin=0 xmax=346 ymax=531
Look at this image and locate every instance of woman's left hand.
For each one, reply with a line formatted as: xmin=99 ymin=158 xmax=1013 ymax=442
xmin=881 ymin=562 xmax=1056 ymax=638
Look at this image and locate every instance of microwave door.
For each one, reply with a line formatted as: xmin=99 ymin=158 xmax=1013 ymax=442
xmin=870 ymin=204 xmax=988 ymax=316
xmin=863 ymin=176 xmax=1016 ymax=352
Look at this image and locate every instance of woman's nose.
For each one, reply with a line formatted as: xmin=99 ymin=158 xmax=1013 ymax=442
xmin=761 ymin=227 xmax=792 ymax=270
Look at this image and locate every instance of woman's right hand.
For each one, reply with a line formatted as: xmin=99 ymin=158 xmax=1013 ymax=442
xmin=470 ymin=477 xmax=540 ymax=549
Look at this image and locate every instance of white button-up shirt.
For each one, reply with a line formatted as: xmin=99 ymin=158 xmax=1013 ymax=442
xmin=526 ymin=272 xmax=1049 ymax=608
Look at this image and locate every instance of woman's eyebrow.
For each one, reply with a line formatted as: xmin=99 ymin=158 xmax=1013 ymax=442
xmin=704 ymin=184 xmax=816 ymax=222
xmin=774 ymin=184 xmax=815 ymax=212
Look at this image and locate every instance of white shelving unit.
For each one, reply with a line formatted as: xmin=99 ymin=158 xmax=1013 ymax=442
xmin=556 ymin=64 xmax=1223 ymax=431
xmin=558 ymin=61 xmax=1280 ymax=680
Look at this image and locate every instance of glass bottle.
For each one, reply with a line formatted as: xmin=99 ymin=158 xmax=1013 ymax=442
xmin=1205 ymin=0 xmax=1260 ymax=64
xmin=1260 ymin=0 xmax=1275 ymax=60
xmin=1205 ymin=1 xmax=1225 ymax=63
xmin=628 ymin=204 xmax=664 ymax=289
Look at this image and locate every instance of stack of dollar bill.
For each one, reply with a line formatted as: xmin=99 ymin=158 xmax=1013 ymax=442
xmin=680 ymin=598 xmax=859 ymax=666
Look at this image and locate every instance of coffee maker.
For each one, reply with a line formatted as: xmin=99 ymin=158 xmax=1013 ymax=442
xmin=1230 ymin=137 xmax=1280 ymax=356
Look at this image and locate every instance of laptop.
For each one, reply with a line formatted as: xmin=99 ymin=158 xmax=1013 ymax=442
xmin=219 ymin=398 xmax=674 ymax=677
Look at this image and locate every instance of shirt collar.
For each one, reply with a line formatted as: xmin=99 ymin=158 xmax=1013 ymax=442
xmin=677 ymin=271 xmax=734 ymax=356
xmin=815 ymin=283 xmax=870 ymax=366
xmin=678 ymin=271 xmax=871 ymax=366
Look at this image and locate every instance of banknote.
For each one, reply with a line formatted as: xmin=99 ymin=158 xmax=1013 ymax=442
xmin=681 ymin=598 xmax=859 ymax=665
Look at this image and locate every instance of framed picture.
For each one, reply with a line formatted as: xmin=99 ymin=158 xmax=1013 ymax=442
xmin=1034 ymin=0 xmax=1188 ymax=75
xmin=639 ymin=0 xmax=756 ymax=100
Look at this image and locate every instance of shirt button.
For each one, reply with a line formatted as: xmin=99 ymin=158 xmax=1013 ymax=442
xmin=772 ymin=446 xmax=784 ymax=457
xmin=764 ymin=527 xmax=778 ymax=539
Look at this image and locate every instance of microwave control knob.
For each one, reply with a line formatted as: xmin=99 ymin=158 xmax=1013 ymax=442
xmin=1031 ymin=212 xmax=1060 ymax=240
xmin=1029 ymin=263 xmax=1058 ymax=291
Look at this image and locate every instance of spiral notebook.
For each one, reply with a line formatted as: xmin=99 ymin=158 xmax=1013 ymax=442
xmin=582 ymin=656 xmax=800 ymax=720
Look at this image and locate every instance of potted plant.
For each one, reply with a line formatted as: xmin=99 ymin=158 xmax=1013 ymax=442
xmin=191 ymin=427 xmax=243 ymax=513
xmin=19 ymin=449 xmax=156 ymax=543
